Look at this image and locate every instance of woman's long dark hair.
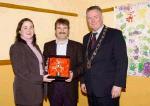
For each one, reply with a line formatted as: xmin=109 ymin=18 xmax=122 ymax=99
xmin=15 ymin=18 xmax=36 ymax=45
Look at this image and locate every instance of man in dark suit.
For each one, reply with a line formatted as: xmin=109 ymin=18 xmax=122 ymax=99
xmin=43 ymin=18 xmax=83 ymax=106
xmin=80 ymin=6 xmax=128 ymax=106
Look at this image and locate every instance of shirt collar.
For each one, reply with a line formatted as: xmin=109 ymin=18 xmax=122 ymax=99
xmin=56 ymin=39 xmax=68 ymax=45
xmin=92 ymin=25 xmax=104 ymax=39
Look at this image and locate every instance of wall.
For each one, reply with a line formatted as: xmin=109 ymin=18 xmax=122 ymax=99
xmin=0 ymin=6 xmax=80 ymax=59
xmin=0 ymin=0 xmax=148 ymax=59
xmin=0 ymin=0 xmax=84 ymax=59
xmin=0 ymin=0 xmax=150 ymax=106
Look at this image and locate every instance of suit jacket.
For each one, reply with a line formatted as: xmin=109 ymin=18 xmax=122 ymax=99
xmin=10 ymin=41 xmax=44 ymax=105
xmin=82 ymin=26 xmax=128 ymax=97
xmin=43 ymin=40 xmax=83 ymax=101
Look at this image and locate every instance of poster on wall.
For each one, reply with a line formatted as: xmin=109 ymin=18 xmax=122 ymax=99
xmin=114 ymin=1 xmax=150 ymax=77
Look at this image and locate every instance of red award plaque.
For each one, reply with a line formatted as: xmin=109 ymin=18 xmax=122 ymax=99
xmin=48 ymin=56 xmax=70 ymax=79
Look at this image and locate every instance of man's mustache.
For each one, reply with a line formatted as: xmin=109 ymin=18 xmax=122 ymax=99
xmin=59 ymin=32 xmax=66 ymax=34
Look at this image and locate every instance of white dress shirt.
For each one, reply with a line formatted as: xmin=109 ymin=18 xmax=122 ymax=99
xmin=56 ymin=39 xmax=68 ymax=56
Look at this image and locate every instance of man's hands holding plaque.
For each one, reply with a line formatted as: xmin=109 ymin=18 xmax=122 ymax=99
xmin=65 ymin=71 xmax=73 ymax=82
xmin=43 ymin=70 xmax=73 ymax=83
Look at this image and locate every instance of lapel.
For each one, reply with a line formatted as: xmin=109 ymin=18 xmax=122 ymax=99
xmin=34 ymin=44 xmax=41 ymax=55
xmin=23 ymin=43 xmax=38 ymax=60
xmin=50 ymin=41 xmax=57 ymax=55
xmin=35 ymin=45 xmax=45 ymax=61
xmin=87 ymin=32 xmax=92 ymax=50
xmin=66 ymin=40 xmax=72 ymax=56
xmin=87 ymin=25 xmax=107 ymax=58
xmin=95 ymin=25 xmax=106 ymax=46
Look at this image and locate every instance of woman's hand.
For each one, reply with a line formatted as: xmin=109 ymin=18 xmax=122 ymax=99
xmin=43 ymin=74 xmax=55 ymax=82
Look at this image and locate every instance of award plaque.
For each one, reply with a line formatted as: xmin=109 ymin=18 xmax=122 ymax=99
xmin=48 ymin=55 xmax=70 ymax=79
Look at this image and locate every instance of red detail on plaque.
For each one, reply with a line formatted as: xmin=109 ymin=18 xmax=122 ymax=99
xmin=48 ymin=56 xmax=70 ymax=79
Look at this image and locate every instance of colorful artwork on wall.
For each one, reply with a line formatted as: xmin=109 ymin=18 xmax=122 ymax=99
xmin=114 ymin=1 xmax=150 ymax=77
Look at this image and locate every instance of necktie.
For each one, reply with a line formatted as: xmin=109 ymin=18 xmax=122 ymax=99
xmin=90 ymin=32 xmax=97 ymax=49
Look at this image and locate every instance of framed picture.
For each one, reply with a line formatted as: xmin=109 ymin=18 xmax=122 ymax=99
xmin=48 ymin=55 xmax=70 ymax=80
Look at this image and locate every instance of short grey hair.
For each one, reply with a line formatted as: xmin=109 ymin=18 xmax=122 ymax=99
xmin=86 ymin=6 xmax=102 ymax=14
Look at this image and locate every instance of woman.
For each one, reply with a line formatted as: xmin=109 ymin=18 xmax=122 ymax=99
xmin=10 ymin=18 xmax=54 ymax=106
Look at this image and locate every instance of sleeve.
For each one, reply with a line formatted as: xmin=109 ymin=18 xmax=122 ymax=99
xmin=72 ymin=43 xmax=84 ymax=80
xmin=80 ymin=36 xmax=88 ymax=84
xmin=113 ymin=30 xmax=128 ymax=88
xmin=10 ymin=45 xmax=43 ymax=84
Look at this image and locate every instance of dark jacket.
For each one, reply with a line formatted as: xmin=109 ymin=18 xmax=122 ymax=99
xmin=82 ymin=26 xmax=128 ymax=97
xmin=10 ymin=41 xmax=44 ymax=105
xmin=43 ymin=40 xmax=83 ymax=101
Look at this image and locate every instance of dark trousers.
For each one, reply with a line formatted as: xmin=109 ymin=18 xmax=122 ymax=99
xmin=88 ymin=94 xmax=119 ymax=106
xmin=48 ymin=82 xmax=77 ymax=106
xmin=16 ymin=103 xmax=43 ymax=106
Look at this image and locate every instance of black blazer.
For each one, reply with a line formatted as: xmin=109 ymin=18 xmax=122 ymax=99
xmin=43 ymin=40 xmax=83 ymax=101
xmin=82 ymin=26 xmax=128 ymax=97
xmin=10 ymin=41 xmax=44 ymax=105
